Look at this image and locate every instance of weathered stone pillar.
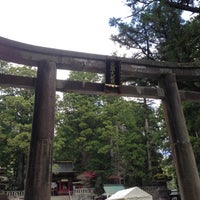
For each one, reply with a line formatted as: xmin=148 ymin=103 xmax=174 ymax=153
xmin=159 ymin=74 xmax=200 ymax=200
xmin=24 ymin=61 xmax=56 ymax=200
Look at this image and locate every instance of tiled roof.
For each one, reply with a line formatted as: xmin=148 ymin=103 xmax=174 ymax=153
xmin=103 ymin=184 xmax=125 ymax=196
xmin=52 ymin=161 xmax=74 ymax=174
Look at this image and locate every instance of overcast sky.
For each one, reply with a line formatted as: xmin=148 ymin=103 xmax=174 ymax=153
xmin=0 ymin=0 xmax=131 ymax=56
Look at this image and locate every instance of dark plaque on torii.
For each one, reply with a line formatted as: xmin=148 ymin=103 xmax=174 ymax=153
xmin=105 ymin=60 xmax=121 ymax=92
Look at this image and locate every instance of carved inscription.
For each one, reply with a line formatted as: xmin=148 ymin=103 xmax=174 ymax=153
xmin=105 ymin=60 xmax=121 ymax=87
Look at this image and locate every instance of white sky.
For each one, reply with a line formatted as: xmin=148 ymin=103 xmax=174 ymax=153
xmin=0 ymin=0 xmax=131 ymax=56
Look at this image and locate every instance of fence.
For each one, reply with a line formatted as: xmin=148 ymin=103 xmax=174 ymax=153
xmin=4 ymin=188 xmax=95 ymax=200
xmin=73 ymin=188 xmax=95 ymax=200
xmin=5 ymin=191 xmax=24 ymax=200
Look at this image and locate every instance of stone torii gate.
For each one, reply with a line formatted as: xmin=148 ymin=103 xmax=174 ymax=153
xmin=0 ymin=37 xmax=200 ymax=200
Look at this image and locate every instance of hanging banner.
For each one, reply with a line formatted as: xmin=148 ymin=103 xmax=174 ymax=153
xmin=105 ymin=60 xmax=121 ymax=87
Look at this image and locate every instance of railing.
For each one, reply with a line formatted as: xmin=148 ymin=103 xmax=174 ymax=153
xmin=5 ymin=188 xmax=95 ymax=200
xmin=5 ymin=191 xmax=24 ymax=199
xmin=73 ymin=188 xmax=94 ymax=194
xmin=73 ymin=188 xmax=95 ymax=200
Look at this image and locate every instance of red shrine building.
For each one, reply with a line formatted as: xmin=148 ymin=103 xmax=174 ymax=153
xmin=52 ymin=161 xmax=82 ymax=195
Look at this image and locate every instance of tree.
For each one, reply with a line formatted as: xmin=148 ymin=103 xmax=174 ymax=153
xmin=54 ymin=71 xmax=111 ymax=173
xmin=109 ymin=0 xmax=184 ymax=61
xmin=182 ymin=101 xmax=200 ymax=171
xmin=54 ymin=71 xmax=164 ymax=186
xmin=125 ymin=0 xmax=200 ymax=13
xmin=0 ymin=62 xmax=36 ymax=189
xmin=109 ymin=0 xmax=200 ymax=188
xmin=166 ymin=0 xmax=200 ymax=13
xmin=177 ymin=15 xmax=200 ymax=62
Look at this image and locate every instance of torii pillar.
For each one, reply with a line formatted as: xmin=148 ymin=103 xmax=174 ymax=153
xmin=24 ymin=61 xmax=56 ymax=200
xmin=160 ymin=74 xmax=200 ymax=200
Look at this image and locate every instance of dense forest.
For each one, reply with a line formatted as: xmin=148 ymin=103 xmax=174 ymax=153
xmin=0 ymin=0 xmax=200 ymax=191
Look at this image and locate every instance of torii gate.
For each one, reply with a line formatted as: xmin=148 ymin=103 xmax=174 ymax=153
xmin=0 ymin=36 xmax=200 ymax=200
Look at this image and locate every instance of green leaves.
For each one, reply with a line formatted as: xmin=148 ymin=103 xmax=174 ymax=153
xmin=0 ymin=66 xmax=172 ymax=188
xmin=54 ymin=79 xmax=165 ymax=185
xmin=110 ymin=0 xmax=183 ymax=60
xmin=0 ymin=63 xmax=35 ymax=189
xmin=7 ymin=130 xmax=31 ymax=152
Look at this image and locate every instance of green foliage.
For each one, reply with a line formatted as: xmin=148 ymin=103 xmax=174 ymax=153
xmin=182 ymin=102 xmax=200 ymax=172
xmin=0 ymin=65 xmax=169 ymax=188
xmin=190 ymin=136 xmax=200 ymax=171
xmin=109 ymin=0 xmax=200 ymax=188
xmin=178 ymin=15 xmax=200 ymax=62
xmin=109 ymin=0 xmax=183 ymax=60
xmin=0 ymin=62 xmax=35 ymax=189
xmin=54 ymin=72 xmax=166 ymax=186
xmin=183 ymin=102 xmax=200 ymax=137
xmin=111 ymin=1 xmax=200 ymax=62
xmin=54 ymin=93 xmax=111 ymax=170
xmin=68 ymin=71 xmax=103 ymax=83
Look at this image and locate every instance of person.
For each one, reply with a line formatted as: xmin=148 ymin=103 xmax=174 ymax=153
xmin=51 ymin=182 xmax=57 ymax=196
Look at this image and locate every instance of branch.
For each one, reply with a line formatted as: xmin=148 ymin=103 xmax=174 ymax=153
xmin=166 ymin=1 xmax=200 ymax=13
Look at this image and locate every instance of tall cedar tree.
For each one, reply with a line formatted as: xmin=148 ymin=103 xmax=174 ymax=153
xmin=0 ymin=62 xmax=36 ymax=189
xmin=54 ymin=71 xmax=163 ymax=186
xmin=109 ymin=0 xmax=200 ymax=183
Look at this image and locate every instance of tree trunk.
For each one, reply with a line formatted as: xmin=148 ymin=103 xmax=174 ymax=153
xmin=144 ymin=98 xmax=152 ymax=174
xmin=16 ymin=153 xmax=25 ymax=190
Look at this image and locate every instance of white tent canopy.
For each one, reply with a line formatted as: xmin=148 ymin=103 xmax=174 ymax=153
xmin=107 ymin=187 xmax=152 ymax=200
